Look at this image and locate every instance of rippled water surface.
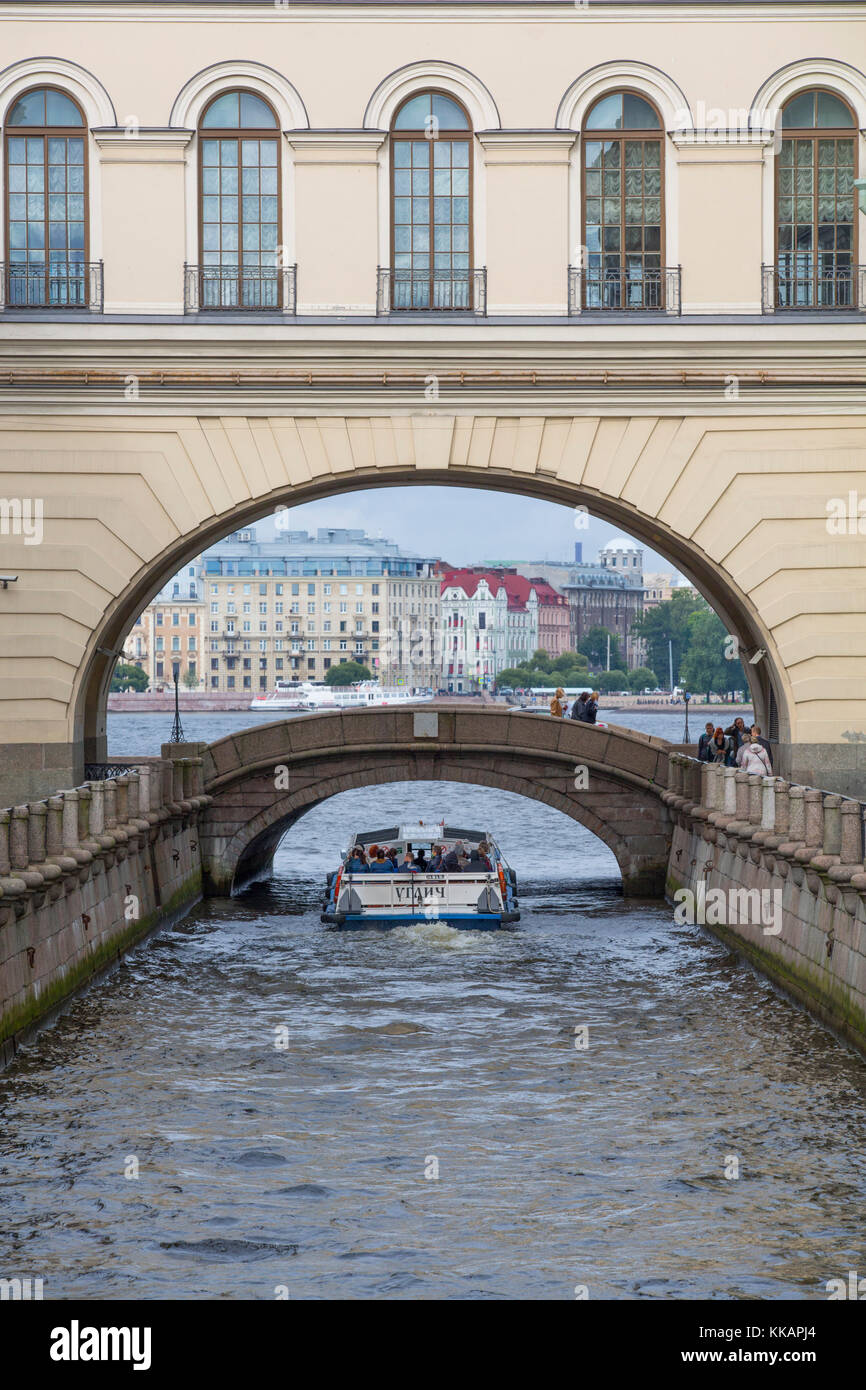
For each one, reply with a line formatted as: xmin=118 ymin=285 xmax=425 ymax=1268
xmin=2 ymin=712 xmax=864 ymax=1301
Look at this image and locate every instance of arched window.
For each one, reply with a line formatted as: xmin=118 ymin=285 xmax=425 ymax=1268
xmin=4 ymin=86 xmax=90 ymax=307
xmin=581 ymin=91 xmax=665 ymax=310
xmin=773 ymin=88 xmax=857 ymax=309
xmin=196 ymin=89 xmax=282 ymax=310
xmin=389 ymin=91 xmax=473 ymax=310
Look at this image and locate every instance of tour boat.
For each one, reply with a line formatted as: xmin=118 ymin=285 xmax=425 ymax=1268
xmin=321 ymin=820 xmax=520 ymax=929
xmin=248 ymin=679 xmax=434 ymax=712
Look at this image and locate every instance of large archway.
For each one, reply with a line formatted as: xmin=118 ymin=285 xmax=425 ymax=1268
xmin=3 ymin=393 xmax=863 ymax=804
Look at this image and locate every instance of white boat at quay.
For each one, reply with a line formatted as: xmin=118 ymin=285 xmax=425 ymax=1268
xmin=248 ymin=678 xmax=434 ymax=713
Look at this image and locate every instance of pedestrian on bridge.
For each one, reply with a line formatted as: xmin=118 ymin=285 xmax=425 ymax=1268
xmin=549 ymin=687 xmax=565 ymax=717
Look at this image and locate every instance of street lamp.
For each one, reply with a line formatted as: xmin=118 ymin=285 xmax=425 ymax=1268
xmin=682 ymin=691 xmax=692 ymax=744
xmin=169 ymin=661 xmax=186 ymax=744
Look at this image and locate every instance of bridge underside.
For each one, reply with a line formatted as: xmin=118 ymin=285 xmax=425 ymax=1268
xmin=196 ymin=708 xmax=674 ymax=898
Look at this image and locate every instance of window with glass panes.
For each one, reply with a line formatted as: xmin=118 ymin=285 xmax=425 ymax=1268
xmin=582 ymin=91 xmax=663 ymax=309
xmin=391 ymin=91 xmax=472 ymax=308
xmin=4 ymin=87 xmax=87 ymax=306
xmin=776 ymin=89 xmax=856 ymax=308
xmin=199 ymin=90 xmax=280 ymax=308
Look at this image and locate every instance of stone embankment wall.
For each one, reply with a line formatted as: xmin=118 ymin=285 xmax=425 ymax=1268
xmin=664 ymin=754 xmax=866 ymax=1055
xmin=0 ymin=753 xmax=210 ymax=1068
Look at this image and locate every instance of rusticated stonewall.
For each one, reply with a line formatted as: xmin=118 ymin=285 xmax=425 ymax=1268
xmin=197 ymin=705 xmax=673 ymax=897
xmin=664 ymin=753 xmax=866 ymax=1056
xmin=0 ymin=748 xmax=211 ymax=1069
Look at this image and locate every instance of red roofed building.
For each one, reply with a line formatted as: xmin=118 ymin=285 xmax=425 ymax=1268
xmin=439 ymin=568 xmax=539 ymax=690
xmin=527 ymin=579 xmax=570 ymax=660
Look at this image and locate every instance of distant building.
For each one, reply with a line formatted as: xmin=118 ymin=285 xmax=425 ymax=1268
xmin=123 ymin=559 xmax=205 ymax=689
xmin=528 ymin=579 xmax=570 ymax=659
xmin=643 ymin=571 xmax=699 ymax=610
xmin=439 ymin=567 xmax=540 ymax=690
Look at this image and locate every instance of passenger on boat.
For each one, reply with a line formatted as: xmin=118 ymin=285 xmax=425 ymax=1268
xmin=427 ymin=846 xmax=444 ymax=872
xmin=413 ymin=847 xmax=428 ymax=871
xmin=441 ymin=845 xmax=460 ymax=871
xmin=386 ymin=846 xmax=399 ymax=867
xmin=401 ymin=852 xmax=420 ymax=873
xmin=369 ymin=850 xmax=396 ymax=872
xmin=346 ymin=848 xmax=367 ymax=873
xmin=476 ymin=841 xmax=494 ymax=871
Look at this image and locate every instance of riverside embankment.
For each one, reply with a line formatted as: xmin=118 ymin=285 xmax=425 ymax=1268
xmin=665 ymin=755 xmax=866 ymax=1056
xmin=0 ymin=750 xmax=209 ymax=1068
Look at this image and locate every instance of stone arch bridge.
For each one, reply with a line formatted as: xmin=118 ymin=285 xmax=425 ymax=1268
xmin=196 ymin=705 xmax=674 ymax=897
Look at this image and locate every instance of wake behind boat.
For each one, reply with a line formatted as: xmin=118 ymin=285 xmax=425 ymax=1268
xmin=249 ymin=678 xmax=434 ymax=713
xmin=322 ymin=821 xmax=520 ymax=929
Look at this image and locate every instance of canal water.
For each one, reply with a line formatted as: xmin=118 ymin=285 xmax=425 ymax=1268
xmin=3 ymin=707 xmax=866 ymax=1301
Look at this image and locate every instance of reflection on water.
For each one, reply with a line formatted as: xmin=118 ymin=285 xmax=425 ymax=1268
xmin=1 ymin=779 xmax=863 ymax=1301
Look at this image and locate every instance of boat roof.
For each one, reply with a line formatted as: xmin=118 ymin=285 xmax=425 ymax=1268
xmin=350 ymin=823 xmax=491 ymax=845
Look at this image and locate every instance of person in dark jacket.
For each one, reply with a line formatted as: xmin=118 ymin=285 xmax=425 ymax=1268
xmin=428 ymin=846 xmax=444 ymax=872
xmin=584 ymin=691 xmax=599 ymax=724
xmin=710 ymin=727 xmax=733 ymax=765
xmin=571 ymin=691 xmax=589 ymax=721
xmin=401 ymin=852 xmax=420 ymax=873
xmin=697 ymin=721 xmax=716 ymax=762
xmin=750 ymin=725 xmax=773 ymax=767
xmin=477 ymin=840 xmax=493 ymax=871
xmin=442 ymin=846 xmax=460 ymax=872
xmin=724 ymin=716 xmax=749 ymax=751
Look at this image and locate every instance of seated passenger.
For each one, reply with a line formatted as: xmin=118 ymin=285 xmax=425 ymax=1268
xmin=369 ymin=850 xmax=396 ymax=873
xmin=345 ymin=849 xmax=366 ymax=873
xmin=477 ymin=841 xmax=493 ymax=871
xmin=441 ymin=844 xmax=461 ymax=872
xmin=427 ymin=845 xmax=444 ymax=872
xmin=413 ymin=847 xmax=428 ymax=871
xmin=467 ymin=848 xmax=488 ymax=872
xmin=401 ymin=851 xmax=420 ymax=873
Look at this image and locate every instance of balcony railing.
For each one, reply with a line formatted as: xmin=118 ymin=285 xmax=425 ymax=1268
xmin=568 ymin=265 xmax=681 ymax=315
xmin=0 ymin=261 xmax=103 ymax=311
xmin=184 ymin=264 xmax=297 ymax=313
xmin=377 ymin=267 xmax=487 ymax=315
xmin=762 ymin=262 xmax=865 ymax=312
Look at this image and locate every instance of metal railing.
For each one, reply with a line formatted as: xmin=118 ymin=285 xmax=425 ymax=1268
xmin=377 ymin=267 xmax=487 ymax=315
xmin=1 ymin=261 xmax=103 ymax=311
xmin=761 ymin=262 xmax=865 ymax=312
xmin=568 ymin=265 xmax=681 ymax=315
xmin=84 ymin=763 xmax=139 ymax=781
xmin=184 ymin=263 xmax=297 ymax=313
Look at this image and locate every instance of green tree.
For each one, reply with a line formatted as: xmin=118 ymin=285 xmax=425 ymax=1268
xmin=626 ymin=666 xmax=658 ymax=693
xmin=552 ymin=649 xmax=589 ymax=673
xmin=324 ymin=660 xmax=373 ymax=686
xmin=679 ymin=607 xmax=747 ymax=700
xmin=496 ymin=667 xmax=534 ymax=688
xmin=631 ymin=591 xmax=704 ymax=687
xmin=577 ymin=626 xmax=622 ymax=671
xmin=111 ymin=661 xmax=148 ymax=692
xmin=597 ymin=669 xmax=628 ymax=693
xmin=181 ymin=669 xmax=200 ymax=690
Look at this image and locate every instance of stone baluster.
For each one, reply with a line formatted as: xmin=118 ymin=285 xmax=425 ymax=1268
xmin=808 ymin=793 xmax=842 ymax=871
xmin=795 ymin=789 xmax=825 ymax=864
xmin=0 ymin=808 xmax=27 ymax=897
xmin=11 ymin=806 xmax=43 ymax=888
xmin=106 ymin=778 xmax=129 ymax=850
xmin=29 ymin=800 xmax=63 ymax=883
xmin=115 ymin=776 xmax=130 ymax=826
xmin=748 ymin=774 xmax=763 ymax=826
xmin=828 ymin=801 xmax=865 ymax=884
xmin=778 ymin=784 xmax=805 ymax=859
xmin=45 ymin=794 xmax=77 ymax=872
xmin=87 ymin=780 xmax=115 ymax=851
xmin=701 ymin=761 xmax=717 ymax=812
xmin=751 ymin=776 xmax=776 ymax=844
xmin=732 ymin=770 xmax=751 ymax=831
xmin=62 ymin=789 xmax=92 ymax=865
xmin=765 ymin=780 xmax=790 ymax=849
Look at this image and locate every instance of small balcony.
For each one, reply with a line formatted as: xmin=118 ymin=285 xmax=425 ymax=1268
xmin=568 ymin=265 xmax=681 ymax=315
xmin=377 ymin=267 xmax=487 ymax=315
xmin=184 ymin=263 xmax=297 ymax=313
xmin=762 ymin=261 xmax=865 ymax=312
xmin=0 ymin=260 xmax=103 ymax=311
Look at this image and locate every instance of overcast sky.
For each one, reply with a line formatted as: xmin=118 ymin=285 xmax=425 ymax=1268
xmin=255 ymin=485 xmax=677 ymax=573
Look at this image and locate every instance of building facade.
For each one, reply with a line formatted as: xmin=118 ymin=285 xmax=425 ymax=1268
xmin=123 ymin=559 xmax=205 ymax=689
xmin=200 ymin=527 xmax=438 ymax=693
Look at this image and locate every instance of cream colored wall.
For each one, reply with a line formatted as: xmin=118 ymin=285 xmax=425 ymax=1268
xmin=675 ymin=144 xmax=767 ymax=314
xmin=0 ymin=4 xmax=862 ymax=314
